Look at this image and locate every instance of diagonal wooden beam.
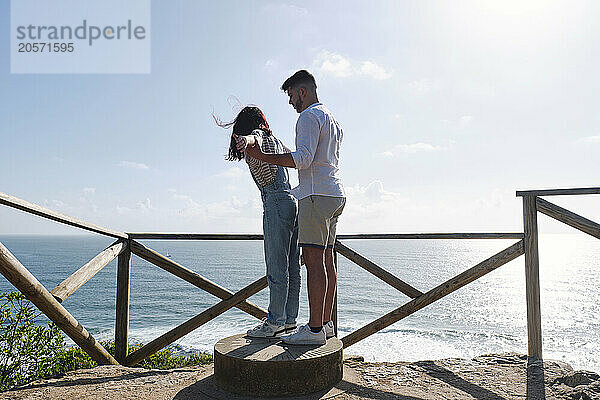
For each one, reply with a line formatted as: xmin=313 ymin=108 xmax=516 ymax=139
xmin=50 ymin=240 xmax=127 ymax=303
xmin=0 ymin=242 xmax=118 ymax=365
xmin=129 ymin=240 xmax=267 ymax=320
xmin=0 ymin=191 xmax=127 ymax=239
xmin=125 ymin=275 xmax=268 ymax=366
xmin=335 ymin=241 xmax=423 ymax=298
xmin=341 ymin=240 xmax=525 ymax=348
xmin=536 ymin=197 xmax=600 ymax=240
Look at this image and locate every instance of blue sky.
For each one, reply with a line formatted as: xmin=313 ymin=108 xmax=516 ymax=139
xmin=1 ymin=0 xmax=599 ymax=235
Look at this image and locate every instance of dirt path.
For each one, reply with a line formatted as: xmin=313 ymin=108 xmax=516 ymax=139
xmin=1 ymin=353 xmax=598 ymax=400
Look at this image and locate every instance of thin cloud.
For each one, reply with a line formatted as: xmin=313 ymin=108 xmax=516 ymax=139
xmin=83 ymin=187 xmax=96 ymax=195
xmin=577 ymin=135 xmax=600 ymax=144
xmin=314 ymin=51 xmax=354 ymax=78
xmin=381 ymin=142 xmax=445 ymax=157
xmin=118 ymin=161 xmax=150 ymax=170
xmin=261 ymin=4 xmax=308 ymax=18
xmin=360 ymin=61 xmax=392 ymax=80
xmin=408 ymin=78 xmax=439 ymax=94
xmin=460 ymin=115 xmax=474 ymax=125
xmin=313 ymin=50 xmax=392 ymax=80
xmin=215 ymin=166 xmax=246 ymax=179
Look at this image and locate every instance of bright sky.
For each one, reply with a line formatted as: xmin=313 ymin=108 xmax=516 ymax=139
xmin=1 ymin=0 xmax=598 ymax=235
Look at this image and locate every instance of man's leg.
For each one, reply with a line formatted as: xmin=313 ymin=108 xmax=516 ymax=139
xmin=285 ymin=218 xmax=301 ymax=326
xmin=302 ymin=246 xmax=326 ymax=328
xmin=323 ymin=248 xmax=336 ymax=324
xmin=323 ymin=200 xmax=344 ymax=328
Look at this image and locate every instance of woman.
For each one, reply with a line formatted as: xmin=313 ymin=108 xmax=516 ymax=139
xmin=219 ymin=106 xmax=300 ymax=338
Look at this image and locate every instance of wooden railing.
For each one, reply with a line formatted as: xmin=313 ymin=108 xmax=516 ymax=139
xmin=0 ymin=188 xmax=598 ymax=366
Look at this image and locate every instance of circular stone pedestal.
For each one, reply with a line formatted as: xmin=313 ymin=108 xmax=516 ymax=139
xmin=214 ymin=334 xmax=343 ymax=397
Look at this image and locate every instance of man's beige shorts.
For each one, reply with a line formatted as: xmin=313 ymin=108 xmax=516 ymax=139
xmin=298 ymin=195 xmax=346 ymax=249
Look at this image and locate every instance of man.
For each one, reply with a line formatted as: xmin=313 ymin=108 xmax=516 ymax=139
xmin=242 ymin=70 xmax=345 ymax=345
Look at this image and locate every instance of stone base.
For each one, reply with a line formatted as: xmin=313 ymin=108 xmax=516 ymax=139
xmin=214 ymin=334 xmax=343 ymax=397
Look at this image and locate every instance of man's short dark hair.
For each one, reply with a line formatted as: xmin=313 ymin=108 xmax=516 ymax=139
xmin=281 ymin=70 xmax=317 ymax=92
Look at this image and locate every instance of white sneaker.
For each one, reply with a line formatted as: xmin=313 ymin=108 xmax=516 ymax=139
xmin=247 ymin=318 xmax=284 ymax=338
xmin=281 ymin=324 xmax=326 ymax=345
xmin=324 ymin=321 xmax=335 ymax=339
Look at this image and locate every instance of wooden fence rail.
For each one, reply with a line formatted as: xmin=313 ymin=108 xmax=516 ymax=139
xmin=129 ymin=240 xmax=267 ymax=320
xmin=51 ymin=240 xmax=127 ymax=303
xmin=516 ymin=187 xmax=600 ymax=359
xmin=341 ymin=239 xmax=525 ymax=348
xmin=0 ymin=188 xmax=597 ymax=366
xmin=0 ymin=242 xmax=118 ymax=365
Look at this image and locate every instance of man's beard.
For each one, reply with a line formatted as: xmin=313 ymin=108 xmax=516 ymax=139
xmin=294 ymin=98 xmax=303 ymax=113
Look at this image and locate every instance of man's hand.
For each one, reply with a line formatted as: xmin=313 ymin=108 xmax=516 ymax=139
xmin=233 ymin=134 xmax=248 ymax=152
xmin=235 ymin=134 xmax=295 ymax=168
xmin=233 ymin=134 xmax=261 ymax=152
xmin=245 ymin=141 xmax=262 ymax=159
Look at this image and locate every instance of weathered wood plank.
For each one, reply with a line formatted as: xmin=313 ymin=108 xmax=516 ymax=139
xmin=127 ymin=232 xmax=524 ymax=240
xmin=335 ymin=241 xmax=423 ymax=298
xmin=50 ymin=241 xmax=126 ymax=303
xmin=129 ymin=240 xmax=267 ymax=320
xmin=127 ymin=233 xmax=264 ymax=240
xmin=523 ymin=196 xmax=542 ymax=359
xmin=341 ymin=240 xmax=525 ymax=348
xmin=337 ymin=233 xmax=524 ymax=240
xmin=536 ymin=197 xmax=600 ymax=240
xmin=0 ymin=192 xmax=127 ymax=239
xmin=125 ymin=276 xmax=268 ymax=366
xmin=516 ymin=187 xmax=600 ymax=197
xmin=0 ymin=242 xmax=118 ymax=365
xmin=115 ymin=246 xmax=131 ymax=364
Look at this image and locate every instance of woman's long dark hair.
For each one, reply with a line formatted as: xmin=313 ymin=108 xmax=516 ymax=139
xmin=215 ymin=106 xmax=272 ymax=161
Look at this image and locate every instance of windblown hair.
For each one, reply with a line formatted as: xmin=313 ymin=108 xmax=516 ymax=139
xmin=215 ymin=106 xmax=272 ymax=161
xmin=281 ymin=69 xmax=317 ymax=93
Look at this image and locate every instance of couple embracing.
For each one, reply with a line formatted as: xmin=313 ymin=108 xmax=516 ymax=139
xmin=221 ymin=70 xmax=345 ymax=345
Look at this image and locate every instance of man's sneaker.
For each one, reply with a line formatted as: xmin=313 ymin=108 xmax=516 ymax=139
xmin=281 ymin=324 xmax=326 ymax=345
xmin=284 ymin=323 xmax=297 ymax=334
xmin=324 ymin=321 xmax=335 ymax=339
xmin=247 ymin=318 xmax=284 ymax=338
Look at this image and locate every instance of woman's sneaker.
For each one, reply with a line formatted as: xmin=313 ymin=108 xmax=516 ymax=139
xmin=247 ymin=319 xmax=285 ymax=338
xmin=281 ymin=324 xmax=326 ymax=345
xmin=324 ymin=321 xmax=335 ymax=339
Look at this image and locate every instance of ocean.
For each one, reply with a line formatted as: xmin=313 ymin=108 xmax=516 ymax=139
xmin=0 ymin=234 xmax=598 ymax=372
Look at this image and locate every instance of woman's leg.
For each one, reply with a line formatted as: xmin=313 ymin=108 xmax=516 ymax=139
xmin=263 ymin=199 xmax=292 ymax=327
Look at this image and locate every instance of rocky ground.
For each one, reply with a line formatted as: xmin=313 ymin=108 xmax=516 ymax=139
xmin=1 ymin=353 xmax=598 ymax=400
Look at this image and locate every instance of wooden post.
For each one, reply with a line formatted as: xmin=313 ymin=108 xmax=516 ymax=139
xmin=115 ymin=242 xmax=131 ymax=364
xmin=523 ymin=195 xmax=543 ymax=359
xmin=0 ymin=242 xmax=118 ymax=365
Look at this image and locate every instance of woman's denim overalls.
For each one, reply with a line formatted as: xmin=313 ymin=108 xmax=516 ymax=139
xmin=250 ymin=137 xmax=300 ymax=326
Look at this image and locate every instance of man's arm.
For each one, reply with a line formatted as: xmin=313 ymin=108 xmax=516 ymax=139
xmin=245 ymin=145 xmax=296 ymax=168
